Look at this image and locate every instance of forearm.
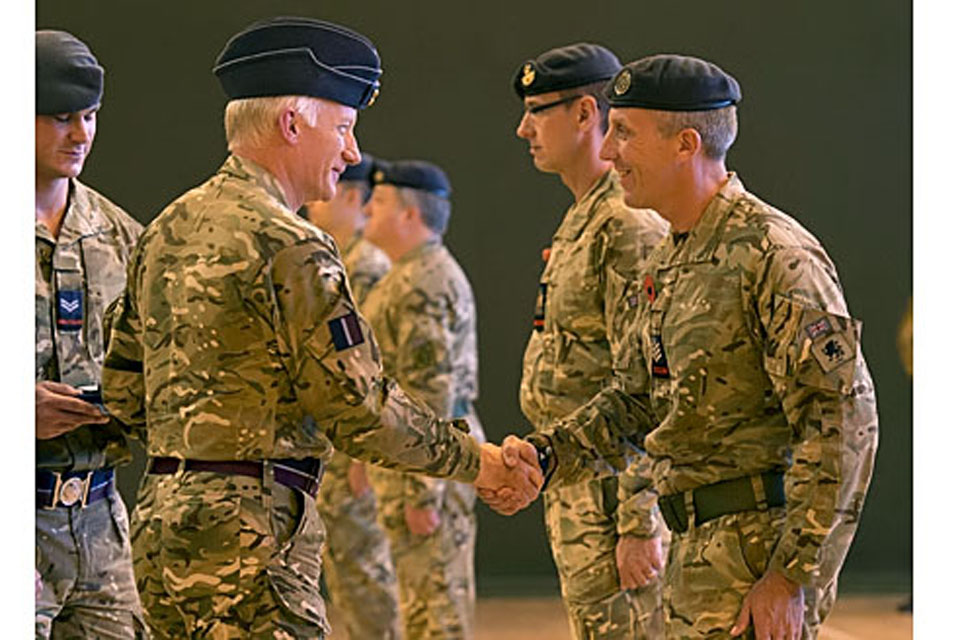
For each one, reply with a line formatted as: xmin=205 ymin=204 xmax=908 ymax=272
xmin=529 ymin=379 xmax=654 ymax=489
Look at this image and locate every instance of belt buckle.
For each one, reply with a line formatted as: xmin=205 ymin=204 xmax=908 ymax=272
xmin=58 ymin=474 xmax=91 ymax=508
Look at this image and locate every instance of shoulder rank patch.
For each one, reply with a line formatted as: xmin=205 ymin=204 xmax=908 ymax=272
xmin=329 ymin=312 xmax=365 ymax=351
xmin=650 ymin=334 xmax=670 ymax=378
xmin=533 ymin=282 xmax=547 ymax=332
xmin=56 ymin=290 xmax=83 ymax=332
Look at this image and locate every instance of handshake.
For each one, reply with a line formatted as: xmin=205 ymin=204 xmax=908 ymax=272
xmin=473 ymin=435 xmax=544 ymax=515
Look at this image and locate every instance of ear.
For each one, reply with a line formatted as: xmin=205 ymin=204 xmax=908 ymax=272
xmin=277 ymin=108 xmax=300 ymax=145
xmin=676 ymin=127 xmax=702 ymax=161
xmin=577 ymin=95 xmax=599 ymax=131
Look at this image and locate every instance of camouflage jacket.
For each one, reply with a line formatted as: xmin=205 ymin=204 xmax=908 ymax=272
xmin=101 ymin=155 xmax=480 ymax=482
xmin=341 ymin=234 xmax=391 ymax=305
xmin=361 ymin=239 xmax=485 ymax=509
xmin=520 ymin=169 xmax=668 ymax=536
xmin=537 ymin=174 xmax=878 ymax=585
xmin=36 ymin=179 xmax=142 ymax=470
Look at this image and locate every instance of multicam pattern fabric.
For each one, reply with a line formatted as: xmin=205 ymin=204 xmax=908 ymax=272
xmin=340 ymin=233 xmax=391 ymax=304
xmin=538 ymin=173 xmax=879 ymax=637
xmin=35 ymin=179 xmax=144 ymax=638
xmin=362 ymin=239 xmax=486 ymax=639
xmin=519 ymin=169 xmax=669 ymax=638
xmin=318 ymin=231 xmax=400 ymax=639
xmin=36 ymin=178 xmax=142 ymax=470
xmin=102 ymin=155 xmax=481 ymax=637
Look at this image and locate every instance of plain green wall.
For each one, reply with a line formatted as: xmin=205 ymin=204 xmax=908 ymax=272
xmin=37 ymin=0 xmax=911 ymax=593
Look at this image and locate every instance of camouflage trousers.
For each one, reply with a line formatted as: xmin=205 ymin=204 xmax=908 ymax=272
xmin=371 ymin=468 xmax=477 ymax=640
xmin=663 ymin=508 xmax=837 ymax=639
xmin=543 ymin=476 xmax=664 ymax=639
xmin=130 ymin=468 xmax=329 ymax=639
xmin=317 ymin=451 xmax=400 ymax=639
xmin=36 ymin=480 xmax=147 ymax=639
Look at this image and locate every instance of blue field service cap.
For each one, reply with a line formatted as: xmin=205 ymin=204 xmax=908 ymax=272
xmin=36 ymin=30 xmax=104 ymax=115
xmin=372 ymin=160 xmax=451 ymax=199
xmin=513 ymin=43 xmax=621 ymax=98
xmin=214 ymin=16 xmax=382 ymax=110
xmin=605 ymin=54 xmax=741 ymax=111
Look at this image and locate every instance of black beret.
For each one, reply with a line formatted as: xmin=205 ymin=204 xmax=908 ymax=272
xmin=36 ymin=30 xmax=104 ymax=115
xmin=340 ymin=152 xmax=376 ymax=183
xmin=604 ymin=54 xmax=741 ymax=111
xmin=214 ymin=16 xmax=381 ymax=110
xmin=513 ymin=43 xmax=621 ymax=98
xmin=372 ymin=160 xmax=451 ymax=199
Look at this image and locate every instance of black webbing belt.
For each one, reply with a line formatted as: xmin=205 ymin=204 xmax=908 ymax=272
xmin=657 ymin=471 xmax=785 ymax=534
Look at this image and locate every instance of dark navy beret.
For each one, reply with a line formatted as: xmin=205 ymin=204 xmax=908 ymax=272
xmin=513 ymin=43 xmax=621 ymax=98
xmin=36 ymin=30 xmax=104 ymax=115
xmin=604 ymin=54 xmax=741 ymax=111
xmin=214 ymin=16 xmax=382 ymax=110
xmin=340 ymin=152 xmax=376 ymax=183
xmin=372 ymin=160 xmax=451 ymax=199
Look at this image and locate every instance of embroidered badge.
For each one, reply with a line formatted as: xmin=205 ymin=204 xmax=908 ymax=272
xmin=650 ymin=334 xmax=671 ymax=378
xmin=643 ymin=275 xmax=657 ymax=303
xmin=521 ymin=63 xmax=536 ymax=87
xmin=613 ymin=69 xmax=631 ymax=96
xmin=329 ymin=312 xmax=365 ymax=351
xmin=805 ymin=317 xmax=832 ymax=340
xmin=56 ymin=290 xmax=83 ymax=332
xmin=533 ymin=282 xmax=547 ymax=332
xmin=811 ymin=333 xmax=855 ymax=374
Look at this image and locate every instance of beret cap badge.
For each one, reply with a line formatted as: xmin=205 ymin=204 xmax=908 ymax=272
xmin=367 ymin=88 xmax=380 ymax=108
xmin=613 ymin=69 xmax=631 ymax=96
xmin=373 ymin=169 xmax=385 ymax=183
xmin=521 ymin=63 xmax=536 ymax=87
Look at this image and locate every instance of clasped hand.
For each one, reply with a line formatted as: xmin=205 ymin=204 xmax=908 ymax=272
xmin=474 ymin=435 xmax=542 ymax=515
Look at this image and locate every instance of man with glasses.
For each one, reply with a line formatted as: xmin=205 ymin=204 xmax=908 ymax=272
xmin=511 ymin=43 xmax=669 ymax=639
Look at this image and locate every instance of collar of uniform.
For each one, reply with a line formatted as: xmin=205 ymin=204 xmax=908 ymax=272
xmin=44 ymin=179 xmax=109 ymax=248
xmin=553 ymin=169 xmax=616 ymax=242
xmin=663 ymin=172 xmax=744 ymax=263
xmin=395 ymin=237 xmax=442 ymax=267
xmin=219 ymin=154 xmax=292 ymax=212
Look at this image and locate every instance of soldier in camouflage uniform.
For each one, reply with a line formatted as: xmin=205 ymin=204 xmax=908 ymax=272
xmin=34 ymin=30 xmax=146 ymax=639
xmin=512 ymin=43 xmax=669 ymax=639
xmin=303 ymin=155 xmax=401 ymax=639
xmin=496 ymin=55 xmax=879 ymax=640
xmin=361 ymin=160 xmax=486 ymax=640
xmin=101 ymin=18 xmax=541 ymax=639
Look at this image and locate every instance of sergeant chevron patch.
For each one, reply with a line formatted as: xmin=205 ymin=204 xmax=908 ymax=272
xmin=56 ymin=290 xmax=83 ymax=332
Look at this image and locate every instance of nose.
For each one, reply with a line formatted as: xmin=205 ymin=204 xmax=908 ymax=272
xmin=343 ymin=130 xmax=361 ymax=165
xmin=516 ymin=111 xmax=533 ymax=139
xmin=599 ymin=128 xmax=616 ymax=162
xmin=69 ymin=118 xmax=93 ymax=145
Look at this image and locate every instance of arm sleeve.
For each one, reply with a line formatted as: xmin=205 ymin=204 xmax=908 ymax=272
xmin=101 ymin=255 xmax=147 ymax=443
xmin=271 ymin=239 xmax=480 ymax=483
xmin=756 ymin=246 xmax=879 ymax=586
xmin=602 ymin=207 xmax=663 ymax=538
